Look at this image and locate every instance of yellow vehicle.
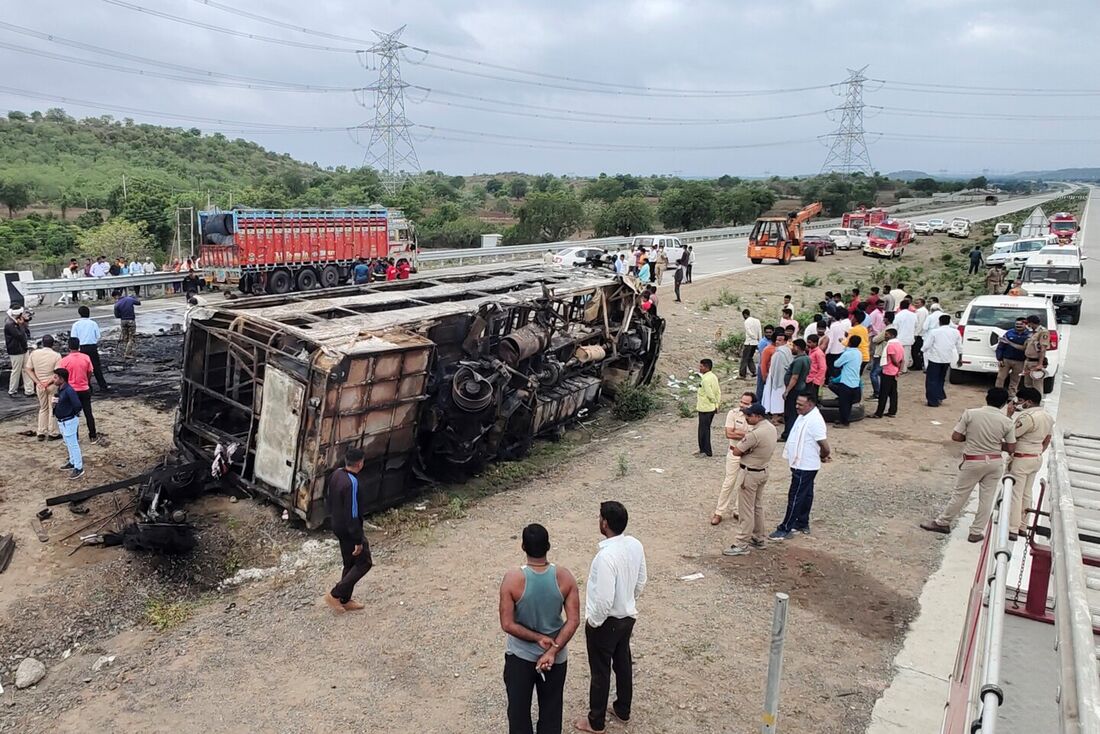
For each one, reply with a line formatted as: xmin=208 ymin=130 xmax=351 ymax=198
xmin=747 ymin=202 xmax=824 ymax=265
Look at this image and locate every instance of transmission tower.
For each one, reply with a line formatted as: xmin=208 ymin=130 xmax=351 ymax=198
xmin=360 ymin=26 xmax=420 ymax=195
xmin=820 ymin=66 xmax=874 ymax=176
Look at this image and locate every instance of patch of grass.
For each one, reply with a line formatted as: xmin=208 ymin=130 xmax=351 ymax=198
xmin=439 ymin=495 xmax=467 ymax=521
xmin=677 ymin=400 xmax=695 ymax=418
xmin=612 ymin=382 xmax=657 ymax=421
xmin=145 ymin=596 xmax=193 ymax=631
xmin=699 ymin=288 xmax=742 ymax=312
xmin=616 ymin=453 xmax=629 ymax=478
xmin=800 ymin=274 xmax=820 ymax=288
xmin=715 ymin=331 xmax=745 ymax=356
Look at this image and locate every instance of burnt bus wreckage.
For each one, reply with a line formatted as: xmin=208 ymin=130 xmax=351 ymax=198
xmin=174 ymin=266 xmax=664 ymax=529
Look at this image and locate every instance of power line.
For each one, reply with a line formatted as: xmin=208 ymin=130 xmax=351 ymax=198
xmin=820 ymin=66 xmax=874 ymax=176
xmin=875 ymin=79 xmax=1100 ymax=97
xmin=873 ymin=105 xmax=1100 ymax=121
xmin=360 ymin=28 xmax=420 ymax=194
xmin=99 ymin=0 xmax=360 ymax=52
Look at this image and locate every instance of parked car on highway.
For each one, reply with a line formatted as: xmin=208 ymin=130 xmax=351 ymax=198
xmin=801 ymin=234 xmax=836 ymax=257
xmin=928 ymin=218 xmax=948 ymax=233
xmin=952 ymin=295 xmax=1060 ymax=394
xmin=630 ymin=235 xmax=685 ymax=265
xmin=554 ymin=246 xmax=610 ymax=268
xmin=994 ymin=233 xmax=1019 ymax=245
xmin=984 ymin=236 xmax=1053 ymax=268
xmin=827 ymin=227 xmax=866 ymax=251
xmin=913 ymin=222 xmax=933 ymax=235
xmin=1021 ymin=251 xmax=1086 ymax=324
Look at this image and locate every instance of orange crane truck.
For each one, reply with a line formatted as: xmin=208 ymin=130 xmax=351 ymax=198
xmin=747 ymin=202 xmax=824 ymax=265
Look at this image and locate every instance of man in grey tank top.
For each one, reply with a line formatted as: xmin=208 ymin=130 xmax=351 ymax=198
xmin=499 ymin=523 xmax=581 ymax=734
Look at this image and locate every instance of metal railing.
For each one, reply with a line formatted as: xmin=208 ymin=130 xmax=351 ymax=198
xmin=975 ymin=477 xmax=1015 ymax=732
xmin=1050 ymin=432 xmax=1100 ymax=733
xmin=19 ymin=272 xmax=182 ymax=296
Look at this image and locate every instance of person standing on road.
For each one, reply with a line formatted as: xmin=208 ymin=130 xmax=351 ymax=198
xmin=921 ymin=388 xmax=1016 ymax=543
xmin=892 ymin=300 xmax=917 ymax=373
xmin=5 ymin=307 xmax=33 ymax=398
xmin=72 ymin=306 xmax=110 ymax=392
xmin=871 ymin=328 xmax=904 ymax=419
xmin=654 ymin=247 xmax=668 ymax=286
xmin=1005 ymin=387 xmax=1054 ymax=540
xmin=25 ymin=334 xmax=61 ymax=441
xmin=969 ymin=246 xmax=983 ymax=275
xmin=52 ymin=367 xmax=85 ymax=480
xmin=1021 ymin=314 xmax=1050 ymax=392
xmin=57 ymin=259 xmax=81 ymax=306
xmin=739 ymin=309 xmax=762 ymax=380
xmin=827 ymin=335 xmax=862 ymax=427
xmin=686 ymin=245 xmax=695 ymax=283
xmin=673 ymin=261 xmax=684 ymax=302
xmin=805 ymin=333 xmax=827 ymax=402
xmin=60 ymin=338 xmax=99 ymax=444
xmin=324 ymin=447 xmax=373 ymax=612
xmin=995 ymin=317 xmax=1029 ymax=398
xmin=575 ymin=501 xmax=646 ymax=734
xmin=696 ymin=359 xmax=720 ymax=457
xmin=113 ymin=291 xmax=141 ymax=361
xmin=780 ymin=339 xmax=810 ymax=441
xmin=722 ymin=402 xmax=779 ymax=556
xmin=543 ymin=249 xmax=555 ymax=266
xmin=770 ymin=393 xmax=831 ymax=540
xmin=922 ymin=314 xmax=961 ymax=408
xmin=712 ymin=391 xmax=756 ymax=526
xmin=90 ymin=255 xmax=110 ymax=300
xmin=500 ymin=523 xmax=580 ymax=734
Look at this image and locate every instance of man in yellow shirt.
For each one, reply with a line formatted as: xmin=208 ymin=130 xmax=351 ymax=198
xmin=696 ymin=358 xmax=721 ymax=457
xmin=846 ymin=310 xmax=871 ymax=382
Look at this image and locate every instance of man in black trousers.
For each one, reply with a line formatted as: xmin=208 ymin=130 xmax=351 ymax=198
xmin=324 ymin=447 xmax=372 ymax=612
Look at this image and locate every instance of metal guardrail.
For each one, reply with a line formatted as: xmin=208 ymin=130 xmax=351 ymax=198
xmin=1050 ymin=432 xmax=1100 ymax=734
xmin=19 ymin=272 xmax=182 ymax=296
xmin=973 ymin=477 xmax=1015 ymax=733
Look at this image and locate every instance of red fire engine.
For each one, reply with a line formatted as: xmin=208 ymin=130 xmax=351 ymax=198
xmin=841 ymin=207 xmax=887 ymax=230
xmin=1048 ymin=212 xmax=1078 ymax=243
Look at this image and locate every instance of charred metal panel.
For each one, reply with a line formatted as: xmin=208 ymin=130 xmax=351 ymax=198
xmin=174 ymin=265 xmax=663 ymax=529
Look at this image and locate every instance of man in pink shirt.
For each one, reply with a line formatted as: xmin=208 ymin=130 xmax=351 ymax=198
xmin=58 ymin=337 xmax=99 ymax=442
xmin=868 ymin=301 xmax=886 ymax=338
xmin=871 ymin=327 xmax=905 ymax=418
xmin=805 ymin=333 xmax=827 ymax=401
xmin=778 ymin=308 xmax=799 ymax=338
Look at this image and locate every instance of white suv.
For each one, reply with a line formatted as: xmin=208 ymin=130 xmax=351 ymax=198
xmin=630 ymin=235 xmax=684 ymax=265
xmin=1020 ymin=252 xmax=1086 ymax=325
xmin=951 ymin=295 xmax=1060 ymax=393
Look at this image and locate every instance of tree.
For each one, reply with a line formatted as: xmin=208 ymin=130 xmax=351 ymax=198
xmin=911 ymin=178 xmax=939 ymax=195
xmin=581 ymin=176 xmax=624 ymax=205
xmin=967 ymin=175 xmax=988 ymax=190
xmin=509 ymin=178 xmax=529 ymax=198
xmin=717 ymin=185 xmax=775 ymax=226
xmin=485 ymin=178 xmax=504 ymax=195
xmin=513 ymin=191 xmax=584 ymax=242
xmin=532 ymin=173 xmax=561 ymax=193
xmin=78 ymin=219 xmax=155 ymax=260
xmin=595 ymin=195 xmax=654 ymax=237
xmin=0 ymin=180 xmax=31 ymax=218
xmin=107 ymin=180 xmax=173 ymax=247
xmin=448 ymin=175 xmax=466 ymax=190
xmin=657 ymin=182 xmax=717 ymax=231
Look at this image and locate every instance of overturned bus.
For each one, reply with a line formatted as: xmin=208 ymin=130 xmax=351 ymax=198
xmin=174 ymin=266 xmax=664 ymax=528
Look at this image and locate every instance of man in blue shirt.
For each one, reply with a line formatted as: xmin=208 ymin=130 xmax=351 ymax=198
xmin=996 ymin=317 xmax=1029 ymax=399
xmin=828 ymin=335 xmax=863 ymax=427
xmin=71 ymin=305 xmax=109 ymax=391
xmin=352 ymin=258 xmax=371 ymax=285
xmin=113 ymin=292 xmax=141 ymax=360
xmin=324 ymin=447 xmax=372 ymax=612
xmin=755 ymin=325 xmax=774 ymax=403
xmin=52 ymin=367 xmax=85 ymax=480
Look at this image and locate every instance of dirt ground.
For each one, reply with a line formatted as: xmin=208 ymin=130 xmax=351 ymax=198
xmin=0 ymin=233 xmax=995 ymax=733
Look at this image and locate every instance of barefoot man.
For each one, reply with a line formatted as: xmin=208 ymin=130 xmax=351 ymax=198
xmin=324 ymin=447 xmax=372 ymax=612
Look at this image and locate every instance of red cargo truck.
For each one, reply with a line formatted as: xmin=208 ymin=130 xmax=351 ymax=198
xmin=841 ymin=207 xmax=887 ymax=230
xmin=199 ymin=208 xmax=417 ymax=294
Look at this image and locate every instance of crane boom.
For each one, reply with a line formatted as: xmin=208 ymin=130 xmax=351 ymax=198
xmin=789 ymin=202 xmax=823 ymax=226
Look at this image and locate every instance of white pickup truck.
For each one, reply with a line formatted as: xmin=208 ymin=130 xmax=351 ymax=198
xmin=947 ymin=218 xmax=972 ymax=238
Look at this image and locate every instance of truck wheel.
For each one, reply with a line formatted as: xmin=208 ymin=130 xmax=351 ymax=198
xmin=320 ymin=265 xmax=342 ymax=288
xmin=804 ymin=245 xmax=818 ymax=262
xmin=268 ymin=269 xmax=292 ymax=295
xmin=750 ymin=258 xmax=763 ymax=264
xmin=780 ymin=248 xmax=791 ymax=265
xmin=296 ymin=268 xmax=319 ymax=291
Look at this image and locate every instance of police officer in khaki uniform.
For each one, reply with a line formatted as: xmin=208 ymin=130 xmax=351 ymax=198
xmin=711 ymin=391 xmax=756 ymax=525
xmin=1006 ymin=386 xmax=1054 ymax=539
xmin=1022 ymin=314 xmax=1050 ymax=391
xmin=985 ymin=265 xmax=1005 ymax=295
xmin=722 ymin=402 xmax=779 ymax=556
xmin=922 ymin=387 xmax=1017 ymax=543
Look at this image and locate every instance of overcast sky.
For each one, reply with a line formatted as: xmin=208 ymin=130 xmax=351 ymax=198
xmin=3 ymin=0 xmax=1097 ymax=177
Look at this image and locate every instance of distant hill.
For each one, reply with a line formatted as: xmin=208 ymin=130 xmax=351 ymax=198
xmin=0 ymin=110 xmax=336 ymax=209
xmin=887 ymin=170 xmax=930 ymax=180
xmin=1004 ymin=168 xmax=1100 ymax=181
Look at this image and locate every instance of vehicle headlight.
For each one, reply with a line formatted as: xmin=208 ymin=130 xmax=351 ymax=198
xmin=1062 ymin=294 xmax=1081 ymax=303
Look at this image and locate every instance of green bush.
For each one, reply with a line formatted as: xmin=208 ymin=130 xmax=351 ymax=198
xmin=611 ymin=383 xmax=657 ymax=421
xmin=716 ymin=331 xmax=745 ymax=356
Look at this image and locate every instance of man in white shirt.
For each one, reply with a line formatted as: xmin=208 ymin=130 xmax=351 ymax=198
xmin=143 ymin=259 xmax=156 ymax=275
xmin=890 ymin=284 xmax=909 ymax=309
xmin=740 ymin=309 xmax=763 ymax=379
xmin=576 ymin=501 xmax=647 ymax=734
xmin=686 ymin=245 xmax=695 ymax=283
xmin=825 ymin=314 xmax=850 ymax=374
xmin=89 ymin=255 xmax=111 ymax=300
xmin=922 ymin=313 xmax=962 ymax=407
xmin=892 ymin=300 xmax=917 ymax=373
xmin=770 ymin=393 xmax=832 ymax=540
xmin=912 ymin=298 xmax=930 ymax=371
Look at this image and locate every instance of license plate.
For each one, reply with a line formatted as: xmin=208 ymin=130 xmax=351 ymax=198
xmin=980 ymin=360 xmax=997 ymax=371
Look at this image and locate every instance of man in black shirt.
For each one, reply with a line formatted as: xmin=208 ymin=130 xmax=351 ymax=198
xmin=324 ymin=448 xmax=372 ymax=612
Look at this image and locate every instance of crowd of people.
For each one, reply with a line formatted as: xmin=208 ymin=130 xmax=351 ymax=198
xmin=351 ymin=256 xmax=412 ymax=284
xmin=54 ymin=254 xmax=206 ymax=304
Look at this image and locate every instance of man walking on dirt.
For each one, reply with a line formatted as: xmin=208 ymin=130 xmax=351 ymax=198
xmin=739 ymin=309 xmax=762 ymax=379
xmin=324 ymin=447 xmax=373 ymax=612
xmin=712 ymin=391 xmax=755 ymax=526
xmin=72 ymin=306 xmax=110 ymax=392
xmin=113 ymin=291 xmax=141 ymax=361
xmin=722 ymin=402 xmax=779 ymax=556
xmin=696 ymin=359 xmax=720 ymax=457
xmin=5 ymin=307 xmax=33 ymax=398
xmin=968 ymin=245 xmax=983 ymax=275
xmin=500 ymin=523 xmax=580 ymax=734
xmin=922 ymin=314 xmax=961 ymax=408
xmin=921 ymin=388 xmax=1016 ymax=543
xmin=60 ymin=338 xmax=99 ymax=444
xmin=52 ymin=367 xmax=85 ymax=480
xmin=25 ymin=334 xmax=61 ymax=441
xmin=770 ymin=393 xmax=831 ymax=540
xmin=575 ymin=501 xmax=646 ymax=734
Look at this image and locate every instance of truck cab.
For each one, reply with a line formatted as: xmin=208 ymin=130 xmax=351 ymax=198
xmin=862 ymin=220 xmax=912 ymax=258
xmin=1020 ymin=252 xmax=1086 ymax=324
xmin=1049 ymin=212 xmax=1079 ymax=243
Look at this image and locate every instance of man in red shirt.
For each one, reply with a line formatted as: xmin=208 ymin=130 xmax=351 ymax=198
xmin=396 ymin=260 xmax=411 ymax=279
xmin=385 ymin=259 xmax=398 ymax=281
xmin=58 ymin=337 xmax=99 ymax=443
xmin=805 ymin=333 xmax=827 ymax=401
xmin=866 ymin=287 xmax=881 ymax=311
xmin=848 ymin=288 xmax=862 ymax=317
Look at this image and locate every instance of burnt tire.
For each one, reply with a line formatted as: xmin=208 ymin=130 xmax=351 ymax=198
xmin=295 ymin=267 xmax=319 ymax=291
xmin=818 ymin=403 xmax=865 ymax=423
xmin=320 ymin=264 xmax=342 ymax=288
xmin=268 ymin=269 xmax=292 ymax=295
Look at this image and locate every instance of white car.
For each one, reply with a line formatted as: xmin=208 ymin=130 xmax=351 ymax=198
xmin=1021 ymin=251 xmax=1086 ymax=325
xmin=553 ymin=246 xmax=608 ymax=267
xmin=951 ymin=295 xmax=1060 ymax=393
xmin=984 ymin=236 xmax=1052 ymax=268
xmin=629 ymin=235 xmax=684 ymax=265
xmin=947 ymin=218 xmax=972 ymax=238
xmin=913 ymin=222 xmax=933 ymax=235
xmin=928 ymin=218 xmax=948 ymax=233
xmin=827 ymin=227 xmax=866 ymax=250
